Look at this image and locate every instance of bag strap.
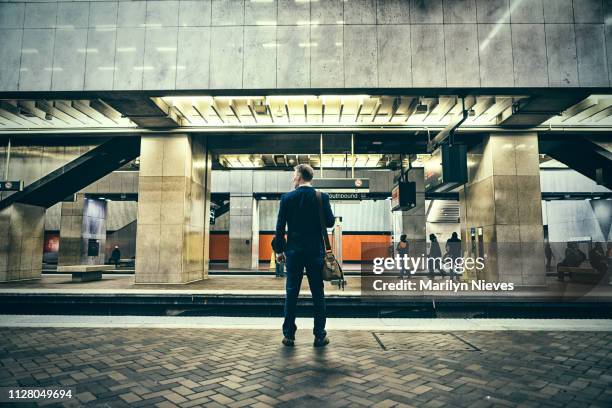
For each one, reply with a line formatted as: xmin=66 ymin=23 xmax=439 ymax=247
xmin=316 ymin=190 xmax=332 ymax=252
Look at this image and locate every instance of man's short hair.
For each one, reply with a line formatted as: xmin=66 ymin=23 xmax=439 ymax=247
xmin=294 ymin=164 xmax=314 ymax=182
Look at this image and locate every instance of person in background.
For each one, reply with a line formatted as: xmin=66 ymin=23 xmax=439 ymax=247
xmin=110 ymin=246 xmax=121 ymax=269
xmin=396 ymin=234 xmax=410 ymax=279
xmin=271 ymin=237 xmax=285 ymax=278
xmin=588 ymin=242 xmax=608 ymax=277
xmin=544 ymin=242 xmax=553 ymax=272
xmin=557 ymin=242 xmax=586 ymax=281
xmin=428 ymin=234 xmax=442 ymax=278
xmin=446 ymin=232 xmax=462 ymax=279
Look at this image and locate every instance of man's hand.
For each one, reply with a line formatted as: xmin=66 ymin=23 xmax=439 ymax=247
xmin=276 ymin=253 xmax=286 ymax=263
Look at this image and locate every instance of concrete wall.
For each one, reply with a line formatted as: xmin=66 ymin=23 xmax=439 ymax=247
xmin=257 ymin=198 xmax=392 ymax=232
xmin=106 ymin=200 xmax=137 ymax=231
xmin=212 ymin=169 xmax=394 ymax=193
xmin=1 ymin=0 xmax=609 ymax=92
xmin=544 ymin=200 xmax=612 ymax=243
xmin=540 ymin=168 xmax=611 ymax=193
xmin=105 ymin=220 xmax=137 ymax=261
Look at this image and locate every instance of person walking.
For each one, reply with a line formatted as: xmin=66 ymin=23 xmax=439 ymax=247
xmin=274 ymin=164 xmax=335 ymax=348
xmin=110 ymin=245 xmax=121 ymax=269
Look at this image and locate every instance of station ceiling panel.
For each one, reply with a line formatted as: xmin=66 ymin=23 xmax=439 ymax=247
xmin=161 ymin=94 xmax=529 ymax=128
xmin=0 ymin=99 xmax=135 ymax=129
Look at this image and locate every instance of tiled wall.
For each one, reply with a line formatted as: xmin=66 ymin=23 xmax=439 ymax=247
xmin=0 ymin=0 xmax=609 ymax=92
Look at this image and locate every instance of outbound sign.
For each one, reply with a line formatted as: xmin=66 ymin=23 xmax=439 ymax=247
xmin=0 ymin=181 xmax=23 ymax=192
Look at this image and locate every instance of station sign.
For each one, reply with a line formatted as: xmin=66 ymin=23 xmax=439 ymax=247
xmin=0 ymin=180 xmax=23 ymax=192
xmin=328 ymin=192 xmax=364 ymax=200
xmin=424 ymin=144 xmax=467 ymax=193
xmin=312 ymin=178 xmax=369 ymax=190
xmin=391 ymin=182 xmax=417 ymax=211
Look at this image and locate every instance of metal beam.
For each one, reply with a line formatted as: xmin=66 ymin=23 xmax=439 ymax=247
xmin=71 ymin=100 xmax=106 ymax=124
xmin=499 ymin=93 xmax=589 ymax=127
xmin=428 ymin=107 xmax=468 ymax=151
xmin=100 ymin=95 xmax=180 ymax=127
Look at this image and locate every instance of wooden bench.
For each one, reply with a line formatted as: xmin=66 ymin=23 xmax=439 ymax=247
xmin=57 ymin=265 xmax=108 ymax=282
xmin=557 ymin=265 xmax=603 ymax=284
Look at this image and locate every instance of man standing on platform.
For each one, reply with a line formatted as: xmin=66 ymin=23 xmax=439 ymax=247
xmin=274 ymin=164 xmax=335 ymax=347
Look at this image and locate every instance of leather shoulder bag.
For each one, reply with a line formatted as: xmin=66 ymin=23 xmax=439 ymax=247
xmin=316 ymin=190 xmax=346 ymax=289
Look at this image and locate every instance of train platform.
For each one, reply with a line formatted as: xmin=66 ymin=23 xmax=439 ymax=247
xmin=0 ymin=274 xmax=611 ymax=318
xmin=0 ymin=317 xmax=611 ymax=407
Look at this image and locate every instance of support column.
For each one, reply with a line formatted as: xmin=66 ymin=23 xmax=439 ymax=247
xmin=460 ymin=133 xmax=545 ymax=285
xmin=58 ymin=194 xmax=107 ymax=265
xmin=0 ymin=203 xmax=45 ymax=281
xmin=135 ymin=134 xmax=211 ymax=284
xmin=228 ymin=194 xmax=259 ymax=270
xmin=227 ymin=170 xmax=259 ymax=270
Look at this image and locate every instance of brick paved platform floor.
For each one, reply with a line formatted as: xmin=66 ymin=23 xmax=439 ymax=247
xmin=1 ymin=327 xmax=611 ymax=407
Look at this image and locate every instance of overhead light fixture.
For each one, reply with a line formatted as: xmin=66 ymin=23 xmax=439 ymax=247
xmin=45 ymin=113 xmax=53 ymax=120
xmin=468 ymin=109 xmax=476 ymax=116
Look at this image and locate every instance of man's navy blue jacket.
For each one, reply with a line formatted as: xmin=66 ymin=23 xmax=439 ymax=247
xmin=274 ymin=185 xmax=335 ymax=253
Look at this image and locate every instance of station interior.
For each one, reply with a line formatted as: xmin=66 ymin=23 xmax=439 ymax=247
xmin=0 ymin=92 xmax=610 ymax=298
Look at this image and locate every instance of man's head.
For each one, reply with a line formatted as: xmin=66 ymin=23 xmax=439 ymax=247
xmin=292 ymin=164 xmax=314 ymax=188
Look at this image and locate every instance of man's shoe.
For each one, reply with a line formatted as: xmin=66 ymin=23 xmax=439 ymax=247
xmin=282 ymin=337 xmax=294 ymax=347
xmin=313 ymin=336 xmax=329 ymax=347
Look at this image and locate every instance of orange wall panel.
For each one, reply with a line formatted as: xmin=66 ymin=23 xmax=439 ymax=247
xmin=341 ymin=234 xmax=391 ymax=262
xmin=259 ymin=233 xmax=274 ymax=261
xmin=209 ymin=233 xmax=229 ymax=261
xmin=208 ymin=232 xmax=391 ymax=262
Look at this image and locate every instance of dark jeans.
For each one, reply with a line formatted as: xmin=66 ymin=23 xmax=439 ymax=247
xmin=283 ymin=248 xmax=326 ymax=339
xmin=275 ymin=261 xmax=285 ymax=277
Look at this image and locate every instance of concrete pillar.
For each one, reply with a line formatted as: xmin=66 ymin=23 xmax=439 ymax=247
xmin=459 ymin=133 xmax=545 ymax=286
xmin=135 ymin=134 xmax=211 ymax=284
xmin=58 ymin=194 xmax=107 ymax=265
xmin=228 ymin=194 xmax=259 ymax=270
xmin=0 ymin=203 xmax=45 ymax=281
